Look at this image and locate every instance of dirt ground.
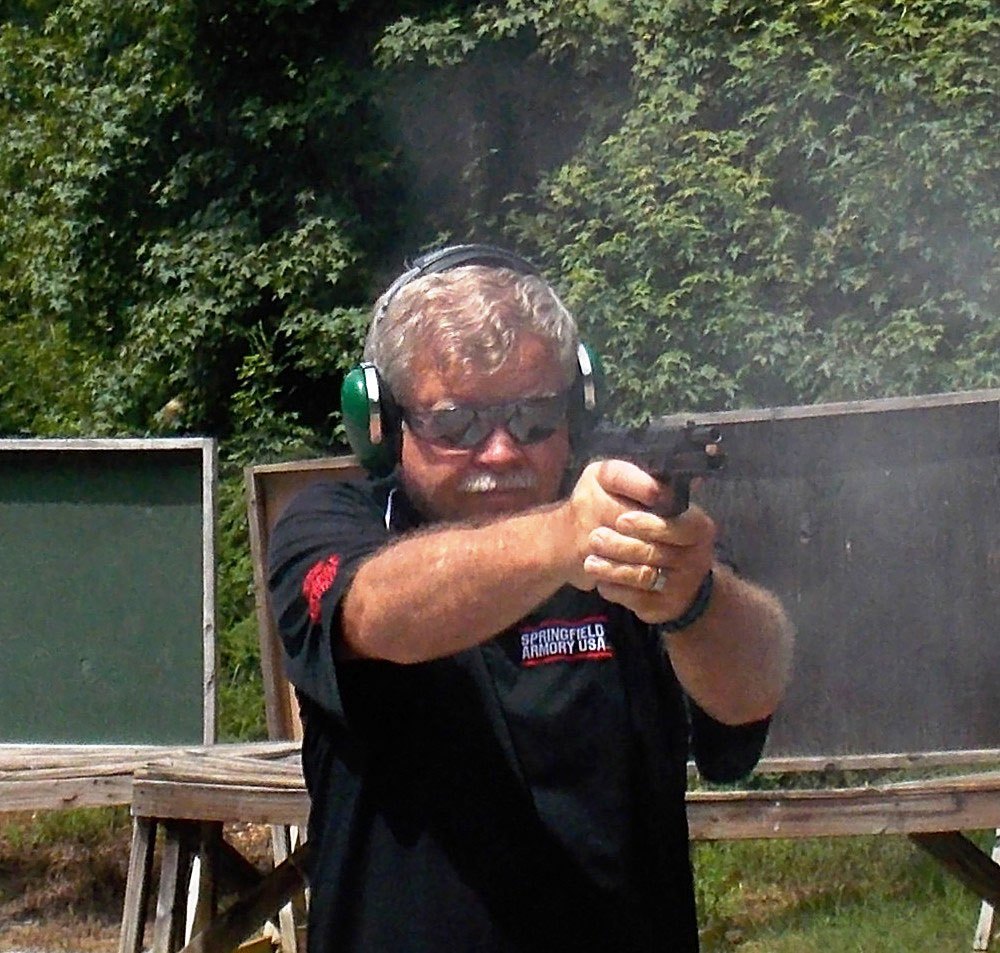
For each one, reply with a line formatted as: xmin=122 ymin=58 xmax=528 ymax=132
xmin=0 ymin=813 xmax=272 ymax=952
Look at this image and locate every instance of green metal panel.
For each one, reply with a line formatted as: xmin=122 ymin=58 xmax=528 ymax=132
xmin=0 ymin=443 xmax=212 ymax=744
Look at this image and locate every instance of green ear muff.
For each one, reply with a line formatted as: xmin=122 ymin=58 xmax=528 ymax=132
xmin=340 ymin=364 xmax=399 ymax=476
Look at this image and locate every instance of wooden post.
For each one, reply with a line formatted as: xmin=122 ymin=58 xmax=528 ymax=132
xmin=118 ymin=818 xmax=158 ymax=953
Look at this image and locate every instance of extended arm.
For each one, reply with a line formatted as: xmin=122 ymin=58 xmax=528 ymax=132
xmin=341 ymin=503 xmax=578 ymax=662
xmin=341 ymin=464 xmax=640 ymax=663
xmin=664 ymin=563 xmax=793 ymax=725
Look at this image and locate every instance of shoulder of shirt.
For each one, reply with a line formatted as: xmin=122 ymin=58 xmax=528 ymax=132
xmin=276 ymin=471 xmax=399 ymax=523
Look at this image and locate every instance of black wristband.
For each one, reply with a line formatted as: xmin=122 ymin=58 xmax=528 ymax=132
xmin=660 ymin=569 xmax=714 ymax=633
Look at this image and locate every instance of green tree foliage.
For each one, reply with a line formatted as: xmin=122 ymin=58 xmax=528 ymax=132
xmin=0 ymin=0 xmax=451 ymax=736
xmin=378 ymin=0 xmax=999 ymax=418
xmin=524 ymin=0 xmax=1000 ymax=414
xmin=0 ymin=0 xmax=437 ymax=445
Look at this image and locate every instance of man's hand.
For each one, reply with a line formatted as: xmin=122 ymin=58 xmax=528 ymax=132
xmin=563 ymin=459 xmax=716 ymax=621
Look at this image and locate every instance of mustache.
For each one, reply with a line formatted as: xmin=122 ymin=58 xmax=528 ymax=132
xmin=459 ymin=470 xmax=538 ymax=494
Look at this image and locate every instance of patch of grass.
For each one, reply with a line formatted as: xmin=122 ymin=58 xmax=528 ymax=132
xmin=695 ymin=832 xmax=995 ymax=952
xmin=0 ymin=806 xmax=131 ymax=853
xmin=0 ymin=808 xmax=132 ymax=946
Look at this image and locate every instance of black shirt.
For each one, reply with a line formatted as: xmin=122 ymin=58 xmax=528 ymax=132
xmin=268 ymin=476 xmax=769 ymax=953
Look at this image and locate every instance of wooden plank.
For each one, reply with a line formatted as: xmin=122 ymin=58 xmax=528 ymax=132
xmin=686 ymin=773 xmax=1000 ymax=840
xmin=269 ymin=824 xmax=302 ymax=953
xmin=118 ymin=817 xmax=157 ymax=953
xmin=153 ymin=821 xmax=197 ymax=953
xmin=179 ymin=843 xmax=312 ymax=953
xmin=4 ymin=743 xmax=997 ymax=781
xmin=0 ymin=743 xmax=182 ymax=766
xmin=0 ymin=742 xmax=300 ymax=813
xmin=132 ymin=780 xmax=309 ymax=828
xmin=130 ymin=766 xmax=1000 ymax=843
xmin=189 ymin=823 xmax=225 ymax=939
xmin=245 ymin=467 xmax=299 ymax=744
xmin=137 ymin=757 xmax=305 ymax=787
xmin=247 ymin=455 xmax=362 ymax=476
xmin=973 ymin=831 xmax=1000 ymax=950
xmin=2 ymin=763 xmax=153 ymax=781
xmin=201 ymin=441 xmax=219 ymax=745
xmin=0 ymin=775 xmax=137 ymax=811
xmin=0 ymin=741 xmax=296 ymax=769
xmin=756 ymin=749 xmax=1000 ymax=775
xmin=220 ymin=846 xmax=266 ymax=900
xmin=0 ymin=438 xmax=214 ymax=452
xmin=655 ymin=387 xmax=1000 ymax=427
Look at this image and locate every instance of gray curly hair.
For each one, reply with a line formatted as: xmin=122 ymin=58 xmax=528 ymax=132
xmin=364 ymin=264 xmax=580 ymax=405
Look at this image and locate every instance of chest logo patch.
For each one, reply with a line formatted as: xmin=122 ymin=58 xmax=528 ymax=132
xmin=518 ymin=614 xmax=613 ymax=667
xmin=302 ymin=554 xmax=340 ymax=624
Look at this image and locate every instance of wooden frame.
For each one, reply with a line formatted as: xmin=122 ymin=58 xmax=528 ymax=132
xmin=244 ymin=455 xmax=366 ymax=741
xmin=0 ymin=436 xmax=218 ymax=746
xmin=0 ymin=437 xmax=218 ymax=813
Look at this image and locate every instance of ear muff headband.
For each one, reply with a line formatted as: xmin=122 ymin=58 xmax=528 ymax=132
xmin=373 ymin=244 xmax=541 ymax=327
xmin=342 ymin=244 xmax=602 ymax=475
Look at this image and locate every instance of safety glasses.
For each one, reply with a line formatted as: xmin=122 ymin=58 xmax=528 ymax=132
xmin=403 ymin=392 xmax=569 ymax=450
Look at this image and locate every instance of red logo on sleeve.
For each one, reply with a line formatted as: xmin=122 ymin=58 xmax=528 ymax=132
xmin=302 ymin=555 xmax=341 ymax=624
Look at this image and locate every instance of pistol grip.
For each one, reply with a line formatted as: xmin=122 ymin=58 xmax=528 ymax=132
xmin=666 ymin=476 xmax=690 ymax=517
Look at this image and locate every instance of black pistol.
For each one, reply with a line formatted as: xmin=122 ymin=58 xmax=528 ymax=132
xmin=585 ymin=419 xmax=725 ymax=517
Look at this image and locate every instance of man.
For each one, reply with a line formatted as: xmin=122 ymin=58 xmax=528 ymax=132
xmin=268 ymin=246 xmax=793 ymax=953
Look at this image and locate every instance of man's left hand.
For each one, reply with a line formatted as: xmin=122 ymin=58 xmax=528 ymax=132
xmin=582 ymin=499 xmax=716 ymax=624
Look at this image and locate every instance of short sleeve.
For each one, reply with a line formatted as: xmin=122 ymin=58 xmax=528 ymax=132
xmin=267 ymin=479 xmax=391 ymax=720
xmin=687 ymin=701 xmax=770 ymax=783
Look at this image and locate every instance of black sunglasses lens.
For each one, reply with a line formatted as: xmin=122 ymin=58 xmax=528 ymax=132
xmin=507 ymin=397 xmax=566 ymax=444
xmin=407 ymin=394 xmax=567 ymax=448
xmin=413 ymin=407 xmax=485 ymax=448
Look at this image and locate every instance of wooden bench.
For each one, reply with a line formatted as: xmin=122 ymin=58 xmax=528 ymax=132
xmin=118 ymin=747 xmax=1000 ymax=953
xmin=0 ymin=745 xmax=188 ymax=812
xmin=118 ymin=743 xmax=304 ymax=953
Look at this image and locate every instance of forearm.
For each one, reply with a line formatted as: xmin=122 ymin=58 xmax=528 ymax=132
xmin=665 ymin=563 xmax=794 ymax=725
xmin=342 ymin=502 xmax=578 ymax=663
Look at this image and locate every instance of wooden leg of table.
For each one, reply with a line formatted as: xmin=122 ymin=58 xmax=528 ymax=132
xmin=178 ymin=842 xmax=312 ymax=953
xmin=118 ymin=817 xmax=157 ymax=953
xmin=910 ymin=832 xmax=1000 ymax=909
xmin=973 ymin=830 xmax=1000 ymax=951
xmin=271 ymin=825 xmax=301 ymax=953
xmin=189 ymin=822 xmax=224 ymax=938
xmin=153 ymin=820 xmax=197 ymax=953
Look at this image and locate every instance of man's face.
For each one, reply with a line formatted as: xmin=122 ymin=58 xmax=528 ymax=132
xmin=399 ymin=333 xmax=572 ymax=523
